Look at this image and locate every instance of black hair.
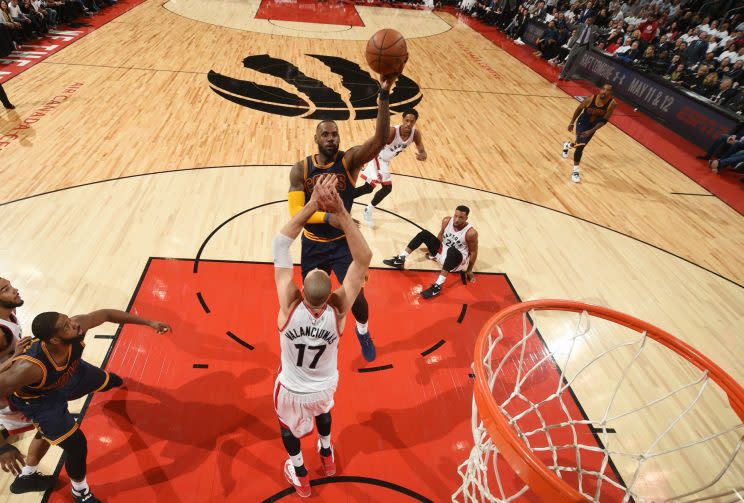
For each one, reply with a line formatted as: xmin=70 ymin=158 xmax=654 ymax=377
xmin=315 ymin=120 xmax=337 ymax=132
xmin=32 ymin=312 xmax=61 ymax=342
xmin=456 ymin=205 xmax=470 ymax=215
xmin=401 ymin=109 xmax=419 ymax=120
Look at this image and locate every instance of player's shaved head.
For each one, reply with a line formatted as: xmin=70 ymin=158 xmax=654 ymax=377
xmin=316 ymin=120 xmax=337 ymax=133
xmin=303 ymin=269 xmax=332 ymax=308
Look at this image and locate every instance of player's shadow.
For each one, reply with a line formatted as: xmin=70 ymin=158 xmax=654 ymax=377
xmin=87 ymin=368 xmax=276 ymax=498
xmin=337 ymin=385 xmax=470 ymax=498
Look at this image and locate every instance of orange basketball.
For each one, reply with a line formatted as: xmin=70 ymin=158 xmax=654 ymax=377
xmin=365 ymin=28 xmax=408 ymax=75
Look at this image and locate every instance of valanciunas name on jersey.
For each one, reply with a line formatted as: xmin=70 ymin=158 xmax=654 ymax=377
xmin=284 ymin=326 xmax=338 ymax=345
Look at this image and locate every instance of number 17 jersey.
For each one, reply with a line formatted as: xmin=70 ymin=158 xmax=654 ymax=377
xmin=278 ymin=300 xmax=341 ymax=393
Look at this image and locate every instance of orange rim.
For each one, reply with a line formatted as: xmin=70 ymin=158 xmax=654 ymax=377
xmin=473 ymin=299 xmax=744 ymax=502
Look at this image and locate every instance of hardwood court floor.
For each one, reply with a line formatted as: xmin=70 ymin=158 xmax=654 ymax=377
xmin=0 ymin=0 xmax=742 ymax=501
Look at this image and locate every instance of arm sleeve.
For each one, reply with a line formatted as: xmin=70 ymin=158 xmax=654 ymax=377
xmin=272 ymin=234 xmax=294 ymax=269
xmin=288 ymin=191 xmax=327 ymax=224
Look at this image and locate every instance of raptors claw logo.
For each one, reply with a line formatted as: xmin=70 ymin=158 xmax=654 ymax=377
xmin=208 ymin=54 xmax=423 ymax=120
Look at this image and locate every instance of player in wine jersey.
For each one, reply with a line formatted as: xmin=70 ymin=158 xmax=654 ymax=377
xmin=561 ymin=83 xmax=616 ymax=183
xmin=288 ymin=72 xmax=398 ymax=363
xmin=383 ymin=205 xmax=478 ymax=299
xmin=0 ymin=306 xmax=170 ymax=503
xmin=0 ymin=278 xmax=57 ymax=495
xmin=273 ymin=175 xmax=371 ymax=497
xmin=353 ymin=109 xmax=427 ymax=228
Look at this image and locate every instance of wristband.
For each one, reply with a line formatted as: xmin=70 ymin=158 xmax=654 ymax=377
xmin=0 ymin=444 xmax=19 ymax=455
xmin=378 ymin=89 xmax=390 ymax=101
xmin=324 ymin=213 xmax=331 ymax=224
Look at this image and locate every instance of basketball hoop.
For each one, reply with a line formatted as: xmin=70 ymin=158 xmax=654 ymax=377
xmin=452 ymin=300 xmax=744 ymax=503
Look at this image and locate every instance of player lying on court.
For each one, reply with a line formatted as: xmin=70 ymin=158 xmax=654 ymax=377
xmin=288 ymin=72 xmax=398 ymax=363
xmin=0 ymin=308 xmax=170 ymax=503
xmin=353 ymin=108 xmax=427 ymax=228
xmin=273 ymin=175 xmax=371 ymax=498
xmin=0 ymin=278 xmax=58 ymax=495
xmin=383 ymin=205 xmax=478 ymax=299
xmin=562 ymin=83 xmax=616 ymax=183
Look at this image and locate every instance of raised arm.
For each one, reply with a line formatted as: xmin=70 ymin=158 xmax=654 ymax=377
xmin=414 ymin=129 xmax=427 ymax=161
xmin=288 ymin=161 xmax=328 ymax=224
xmin=343 ymin=74 xmax=399 ymax=173
xmin=73 ymin=310 xmax=171 ymax=334
xmin=275 ymin=175 xmax=337 ymax=318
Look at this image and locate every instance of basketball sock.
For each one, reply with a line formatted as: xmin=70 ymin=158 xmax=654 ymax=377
xmin=366 ymin=203 xmax=374 ymax=211
xmin=71 ymin=477 xmax=89 ymax=495
xmin=572 ymin=165 xmax=580 ymax=172
xmin=319 ymin=435 xmax=332 ymax=456
xmin=399 ymin=251 xmax=409 ymax=258
xmin=20 ymin=465 xmax=38 ymax=477
xmin=356 ymin=321 xmax=368 ymax=335
xmin=290 ymin=453 xmax=307 ymax=477
xmin=435 ymin=274 xmax=446 ymax=286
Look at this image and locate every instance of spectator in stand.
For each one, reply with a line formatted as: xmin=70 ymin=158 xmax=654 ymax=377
xmin=529 ymin=0 xmax=547 ymax=22
xmin=697 ymin=133 xmax=744 ymax=163
xmin=19 ymin=0 xmax=47 ymax=36
xmin=697 ymin=51 xmax=718 ymax=71
xmin=639 ymin=15 xmax=659 ymax=43
xmin=602 ymin=20 xmax=625 ymax=52
xmin=726 ymin=59 xmax=744 ymax=84
xmin=666 ymin=62 xmax=687 ymax=83
xmin=30 ymin=0 xmax=55 ymax=26
xmin=505 ymin=5 xmax=529 ymax=45
xmin=665 ymin=53 xmax=682 ymax=72
xmin=595 ymin=7 xmax=610 ymax=27
xmin=679 ymin=27 xmax=699 ymax=45
xmin=577 ymin=0 xmax=594 ymax=23
xmin=0 ymin=1 xmax=25 ymax=43
xmin=718 ymin=40 xmax=738 ymax=62
xmin=710 ymin=77 xmax=737 ymax=106
xmin=5 ymin=0 xmax=31 ymax=39
xmin=698 ymin=72 xmax=719 ymax=98
xmin=685 ymin=32 xmax=709 ymax=65
xmin=683 ymin=63 xmax=709 ymax=90
xmin=656 ymin=33 xmax=674 ymax=54
xmin=536 ymin=20 xmax=561 ymax=59
xmin=671 ymin=39 xmax=688 ymax=63
xmin=616 ymin=40 xmax=641 ymax=63
xmin=636 ymin=45 xmax=656 ymax=71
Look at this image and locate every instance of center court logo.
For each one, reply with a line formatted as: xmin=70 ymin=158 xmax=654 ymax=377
xmin=208 ymin=54 xmax=423 ymax=120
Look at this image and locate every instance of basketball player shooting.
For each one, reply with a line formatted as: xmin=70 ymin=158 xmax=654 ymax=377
xmin=383 ymin=205 xmax=478 ymax=299
xmin=273 ymin=175 xmax=372 ymax=498
xmin=562 ymin=83 xmax=616 ymax=183
xmin=353 ymin=108 xmax=427 ymax=228
xmin=287 ymin=72 xmax=398 ymax=363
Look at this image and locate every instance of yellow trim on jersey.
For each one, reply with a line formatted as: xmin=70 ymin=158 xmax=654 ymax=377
xmin=11 ymin=355 xmax=47 ymax=389
xmin=311 ymin=154 xmax=338 ymax=169
xmin=341 ymin=154 xmax=354 ymax=184
xmin=95 ymin=371 xmax=111 ymax=392
xmin=41 ymin=342 xmax=71 ymax=372
xmin=302 ymin=229 xmax=346 ymax=242
xmin=46 ymin=422 xmax=79 ymax=445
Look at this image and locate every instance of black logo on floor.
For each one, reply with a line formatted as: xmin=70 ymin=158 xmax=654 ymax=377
xmin=208 ymin=54 xmax=422 ymax=120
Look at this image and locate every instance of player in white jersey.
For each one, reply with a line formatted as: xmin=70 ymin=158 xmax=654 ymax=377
xmin=353 ymin=109 xmax=427 ymax=228
xmin=0 ymin=278 xmax=55 ymax=494
xmin=272 ymin=175 xmax=372 ymax=497
xmin=383 ymin=205 xmax=479 ymax=299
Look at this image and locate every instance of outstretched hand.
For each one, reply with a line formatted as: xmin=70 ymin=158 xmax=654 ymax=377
xmin=310 ymin=174 xmax=339 ymax=211
xmin=379 ymin=72 xmax=400 ymax=93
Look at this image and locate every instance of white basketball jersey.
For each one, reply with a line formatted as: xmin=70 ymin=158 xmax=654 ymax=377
xmin=378 ymin=125 xmax=416 ymax=162
xmin=442 ymin=218 xmax=472 ymax=262
xmin=0 ymin=311 xmax=21 ymax=364
xmin=278 ymin=301 xmax=340 ymax=393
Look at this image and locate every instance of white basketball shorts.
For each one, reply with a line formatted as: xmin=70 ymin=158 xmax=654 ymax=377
xmin=360 ymin=158 xmax=392 ymax=186
xmin=274 ymin=379 xmax=336 ymax=438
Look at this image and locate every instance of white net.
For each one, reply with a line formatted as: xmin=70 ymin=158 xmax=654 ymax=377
xmin=452 ymin=306 xmax=744 ymax=503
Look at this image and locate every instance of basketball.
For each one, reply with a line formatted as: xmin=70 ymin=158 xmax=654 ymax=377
xmin=365 ymin=28 xmax=408 ymax=75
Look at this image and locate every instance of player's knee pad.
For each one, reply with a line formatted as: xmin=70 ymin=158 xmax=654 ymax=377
xmin=101 ymin=372 xmax=123 ymax=391
xmin=315 ymin=412 xmax=331 ymax=427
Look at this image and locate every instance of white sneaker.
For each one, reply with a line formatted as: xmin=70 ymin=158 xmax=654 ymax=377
xmin=515 ymin=38 xmax=525 ymax=45
xmin=561 ymin=142 xmax=571 ymax=159
xmin=571 ymin=170 xmax=580 ymax=183
xmin=363 ymin=206 xmax=374 ymax=228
